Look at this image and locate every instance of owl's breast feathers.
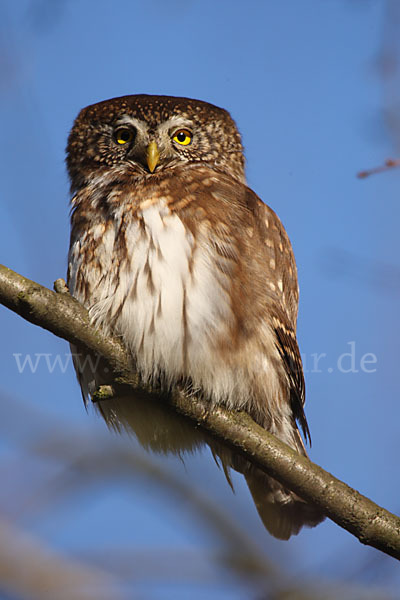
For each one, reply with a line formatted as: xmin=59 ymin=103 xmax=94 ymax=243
xmin=68 ymin=164 xmax=308 ymax=451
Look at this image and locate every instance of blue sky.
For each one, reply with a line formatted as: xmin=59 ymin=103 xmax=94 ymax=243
xmin=1 ymin=1 xmax=400 ymax=598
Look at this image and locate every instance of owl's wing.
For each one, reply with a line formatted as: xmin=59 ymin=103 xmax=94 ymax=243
xmin=250 ymin=193 xmax=310 ymax=446
xmin=271 ymin=303 xmax=310 ymax=446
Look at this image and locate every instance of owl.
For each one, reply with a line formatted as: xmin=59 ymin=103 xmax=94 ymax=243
xmin=66 ymin=95 xmax=322 ymax=539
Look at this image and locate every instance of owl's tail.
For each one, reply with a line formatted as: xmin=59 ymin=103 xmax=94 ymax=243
xmin=244 ymin=470 xmax=324 ymax=540
xmin=243 ymin=423 xmax=324 ymax=539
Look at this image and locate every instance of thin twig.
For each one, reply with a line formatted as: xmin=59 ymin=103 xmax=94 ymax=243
xmin=357 ymin=158 xmax=400 ymax=178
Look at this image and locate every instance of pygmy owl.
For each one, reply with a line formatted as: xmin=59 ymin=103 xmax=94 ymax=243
xmin=66 ymin=95 xmax=322 ymax=539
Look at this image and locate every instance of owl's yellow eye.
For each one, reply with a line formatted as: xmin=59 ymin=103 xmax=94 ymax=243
xmin=114 ymin=127 xmax=135 ymax=145
xmin=172 ymin=129 xmax=192 ymax=146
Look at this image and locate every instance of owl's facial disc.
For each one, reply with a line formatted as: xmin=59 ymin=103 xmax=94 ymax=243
xmin=110 ymin=114 xmax=198 ymax=174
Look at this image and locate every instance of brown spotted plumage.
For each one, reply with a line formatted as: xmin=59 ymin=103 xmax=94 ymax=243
xmin=66 ymin=94 xmax=322 ymax=539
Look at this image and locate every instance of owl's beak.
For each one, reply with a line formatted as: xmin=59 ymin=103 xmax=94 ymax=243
xmin=146 ymin=141 xmax=160 ymax=173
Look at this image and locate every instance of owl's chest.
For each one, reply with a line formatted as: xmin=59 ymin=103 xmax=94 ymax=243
xmin=71 ymin=199 xmax=232 ymax=380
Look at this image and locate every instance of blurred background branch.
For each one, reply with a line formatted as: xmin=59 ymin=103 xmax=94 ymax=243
xmin=0 ymin=515 xmax=125 ymax=600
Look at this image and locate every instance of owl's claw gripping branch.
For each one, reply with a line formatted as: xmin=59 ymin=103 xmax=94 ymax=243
xmin=0 ymin=263 xmax=400 ymax=559
xmin=92 ymin=385 xmax=116 ymax=402
xmin=54 ymin=278 xmax=70 ymax=295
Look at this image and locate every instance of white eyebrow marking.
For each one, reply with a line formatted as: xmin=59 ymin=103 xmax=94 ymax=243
xmin=114 ymin=115 xmax=147 ymax=130
xmin=158 ymin=116 xmax=195 ymax=135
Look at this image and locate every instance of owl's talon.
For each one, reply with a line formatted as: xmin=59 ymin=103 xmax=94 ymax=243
xmin=92 ymin=385 xmax=115 ymax=402
xmin=54 ymin=278 xmax=70 ymax=294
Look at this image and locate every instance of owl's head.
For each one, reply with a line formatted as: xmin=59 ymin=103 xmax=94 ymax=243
xmin=66 ymin=95 xmax=245 ymax=192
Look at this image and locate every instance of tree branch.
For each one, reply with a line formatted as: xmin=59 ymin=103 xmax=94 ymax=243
xmin=1 ymin=263 xmax=399 ymax=561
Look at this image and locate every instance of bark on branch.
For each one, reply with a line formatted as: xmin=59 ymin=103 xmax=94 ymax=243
xmin=1 ymin=263 xmax=399 ymax=561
